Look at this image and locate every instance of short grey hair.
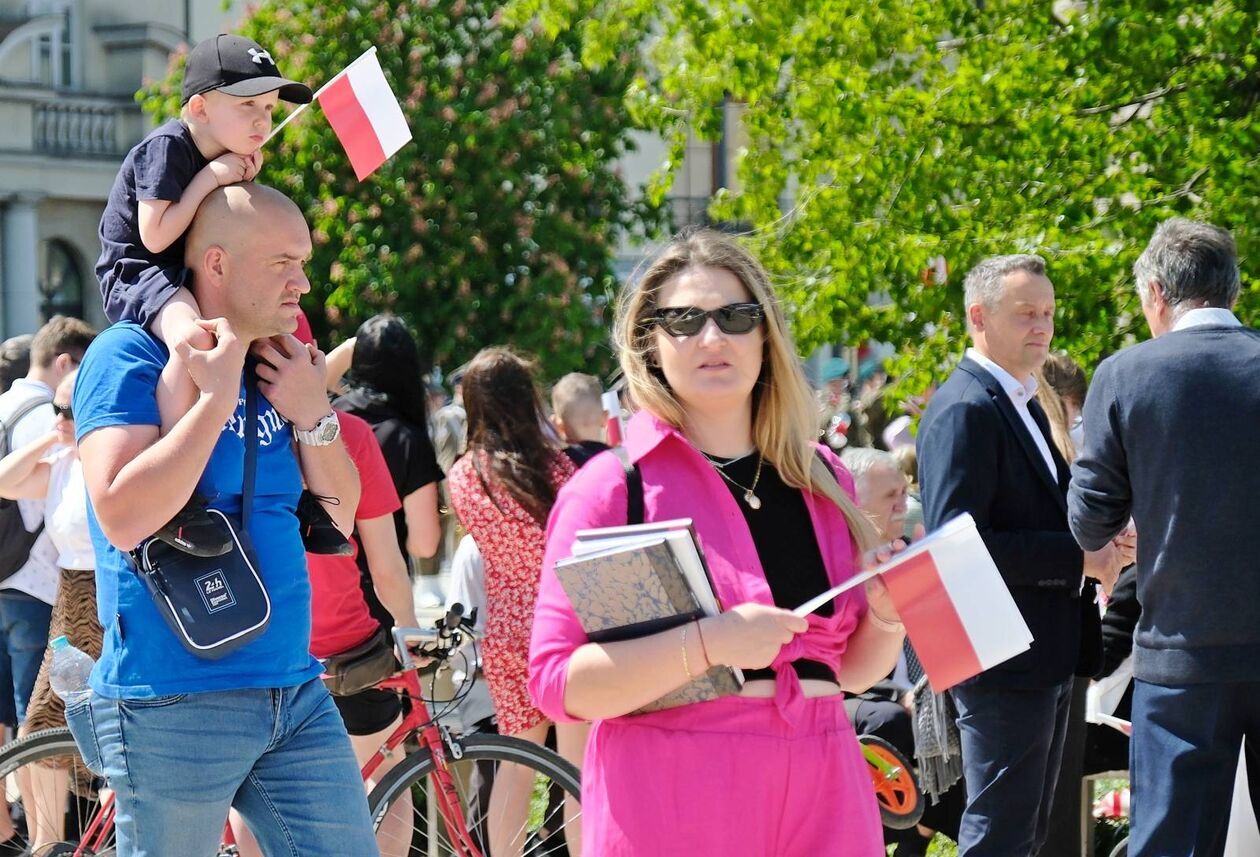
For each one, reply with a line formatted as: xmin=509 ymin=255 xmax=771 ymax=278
xmin=963 ymin=254 xmax=1047 ymax=323
xmin=841 ymin=447 xmax=899 ymax=482
xmin=1133 ymin=217 xmax=1240 ymax=308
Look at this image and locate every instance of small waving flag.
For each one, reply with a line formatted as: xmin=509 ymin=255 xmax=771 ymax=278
xmin=315 ymin=47 xmax=411 ymax=180
xmin=795 ymin=513 xmax=1032 ymax=691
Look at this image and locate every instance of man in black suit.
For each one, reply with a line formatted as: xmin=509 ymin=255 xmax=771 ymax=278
xmin=1068 ymin=218 xmax=1260 ymax=857
xmin=917 ymin=254 xmax=1131 ymax=857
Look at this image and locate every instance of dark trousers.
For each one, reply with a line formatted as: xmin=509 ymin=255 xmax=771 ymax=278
xmin=1041 ymin=676 xmax=1090 ymax=857
xmin=951 ymin=678 xmax=1073 ymax=857
xmin=1129 ymin=678 xmax=1260 ymax=857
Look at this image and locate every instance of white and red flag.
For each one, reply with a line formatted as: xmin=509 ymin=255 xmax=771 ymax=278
xmin=795 ymin=513 xmax=1032 ymax=691
xmin=268 ymin=47 xmax=411 ymax=181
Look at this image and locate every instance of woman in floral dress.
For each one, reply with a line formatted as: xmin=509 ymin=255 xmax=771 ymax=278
xmin=446 ymin=347 xmax=585 ymax=856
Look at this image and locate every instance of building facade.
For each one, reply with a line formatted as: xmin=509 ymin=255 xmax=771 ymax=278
xmin=0 ymin=0 xmax=732 ymax=338
xmin=0 ymin=0 xmax=245 ymax=336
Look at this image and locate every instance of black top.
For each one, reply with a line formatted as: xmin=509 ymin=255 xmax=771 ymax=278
xmin=703 ymin=452 xmax=835 ymax=683
xmin=334 ymin=388 xmax=444 ymax=560
xmin=96 ymin=119 xmax=208 ymax=327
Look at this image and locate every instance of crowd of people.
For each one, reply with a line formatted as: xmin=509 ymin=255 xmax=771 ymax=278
xmin=0 ymin=27 xmax=1252 ymax=857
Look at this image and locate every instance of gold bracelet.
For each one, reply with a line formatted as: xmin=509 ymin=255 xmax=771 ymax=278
xmin=694 ymin=619 xmax=712 ymax=670
xmin=868 ymin=608 xmax=904 ymax=633
xmin=681 ymin=623 xmax=697 ymax=680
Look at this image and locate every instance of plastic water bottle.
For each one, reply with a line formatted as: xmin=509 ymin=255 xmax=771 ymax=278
xmin=48 ymin=635 xmax=94 ymax=706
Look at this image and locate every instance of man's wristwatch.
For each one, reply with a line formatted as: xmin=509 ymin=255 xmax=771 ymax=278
xmin=293 ymin=411 xmax=341 ymax=446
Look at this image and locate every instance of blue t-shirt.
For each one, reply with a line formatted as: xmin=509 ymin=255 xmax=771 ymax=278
xmin=95 ymin=119 xmax=208 ymax=327
xmin=73 ymin=322 xmax=322 ymax=698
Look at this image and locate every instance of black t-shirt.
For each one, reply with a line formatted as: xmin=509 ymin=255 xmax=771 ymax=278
xmin=96 ymin=119 xmax=208 ymax=325
xmin=703 ymin=452 xmax=837 ymax=682
xmin=334 ymin=388 xmax=444 ymax=559
xmin=563 ymin=440 xmax=611 ymax=468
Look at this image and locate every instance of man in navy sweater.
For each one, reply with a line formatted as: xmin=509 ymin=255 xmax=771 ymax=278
xmin=1068 ymin=217 xmax=1260 ymax=857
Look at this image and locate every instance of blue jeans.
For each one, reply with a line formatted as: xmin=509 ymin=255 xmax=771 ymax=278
xmin=66 ymin=678 xmax=377 ymax=857
xmin=0 ymin=590 xmax=53 ymax=723
xmin=951 ymin=679 xmax=1073 ymax=857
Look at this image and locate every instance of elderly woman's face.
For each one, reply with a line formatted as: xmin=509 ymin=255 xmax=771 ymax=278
xmin=652 ymin=265 xmax=764 ymax=417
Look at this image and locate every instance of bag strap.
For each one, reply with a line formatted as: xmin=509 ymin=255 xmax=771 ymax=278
xmin=0 ymin=395 xmax=52 ymax=457
xmin=611 ymin=446 xmax=643 ymax=525
xmin=242 ymin=362 xmax=259 ymax=526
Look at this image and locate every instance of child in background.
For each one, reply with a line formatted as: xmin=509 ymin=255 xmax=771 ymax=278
xmin=549 ymin=372 xmax=609 ymax=468
xmin=96 ymin=34 xmax=345 ymax=556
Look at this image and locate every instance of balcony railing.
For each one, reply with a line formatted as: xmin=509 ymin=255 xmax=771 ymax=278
xmin=34 ymin=100 xmax=123 ymax=156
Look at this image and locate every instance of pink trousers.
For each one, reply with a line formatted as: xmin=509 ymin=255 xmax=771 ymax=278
xmin=580 ymin=694 xmax=885 ymax=856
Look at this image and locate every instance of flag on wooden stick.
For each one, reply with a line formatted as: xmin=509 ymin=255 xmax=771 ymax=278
xmin=795 ymin=513 xmax=1032 ymax=691
xmin=267 ymin=47 xmax=413 ymax=180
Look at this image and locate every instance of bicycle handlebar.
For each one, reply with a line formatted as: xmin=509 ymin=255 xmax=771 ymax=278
xmin=391 ymin=602 xmax=479 ymax=668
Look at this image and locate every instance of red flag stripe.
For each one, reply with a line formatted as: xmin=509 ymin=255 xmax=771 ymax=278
xmin=882 ymin=550 xmax=983 ymax=691
xmin=318 ymin=74 xmax=387 ymax=181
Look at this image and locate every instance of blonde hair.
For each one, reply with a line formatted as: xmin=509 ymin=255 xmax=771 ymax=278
xmin=613 ymin=229 xmax=878 ymax=551
xmin=1035 ymin=352 xmax=1088 ymax=462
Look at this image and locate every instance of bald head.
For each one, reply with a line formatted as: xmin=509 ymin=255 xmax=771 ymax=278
xmin=184 ymin=182 xmax=312 ymax=338
xmin=185 ymin=183 xmax=305 ymax=273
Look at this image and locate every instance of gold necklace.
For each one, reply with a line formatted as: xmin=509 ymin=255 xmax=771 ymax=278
xmin=710 ymin=454 xmax=764 ymax=510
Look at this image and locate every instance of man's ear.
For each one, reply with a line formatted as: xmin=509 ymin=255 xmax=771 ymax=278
xmin=967 ymin=302 xmax=986 ymax=333
xmin=202 ymin=245 xmax=229 ymax=289
xmin=53 ymin=352 xmax=75 ymax=375
xmin=1147 ymin=278 xmax=1168 ymax=309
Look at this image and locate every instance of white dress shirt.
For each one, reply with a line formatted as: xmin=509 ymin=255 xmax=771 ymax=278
xmin=966 ymin=348 xmax=1058 ymax=483
xmin=1171 ymin=306 xmax=1242 ymax=332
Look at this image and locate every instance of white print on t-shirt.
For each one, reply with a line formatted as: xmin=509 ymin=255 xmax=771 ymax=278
xmin=222 ymin=398 xmax=289 ymax=446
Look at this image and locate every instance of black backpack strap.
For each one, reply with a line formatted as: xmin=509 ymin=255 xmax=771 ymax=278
xmin=611 ymin=446 xmax=644 ymax=525
xmin=0 ymin=395 xmax=52 ymax=457
xmin=242 ymin=362 xmax=259 ymax=526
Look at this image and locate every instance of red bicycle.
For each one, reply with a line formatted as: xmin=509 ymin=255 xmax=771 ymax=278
xmin=0 ymin=604 xmax=582 ymax=857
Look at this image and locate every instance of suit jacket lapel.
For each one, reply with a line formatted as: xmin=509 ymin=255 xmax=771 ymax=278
xmin=1027 ymin=398 xmax=1070 ymax=513
xmin=959 ymin=357 xmax=1066 ymax=511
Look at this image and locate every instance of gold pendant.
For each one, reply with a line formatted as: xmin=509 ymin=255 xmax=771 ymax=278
xmin=744 ymin=490 xmax=762 ymax=510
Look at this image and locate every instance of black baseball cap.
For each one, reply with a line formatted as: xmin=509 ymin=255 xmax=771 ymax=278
xmin=182 ymin=34 xmax=313 ymax=105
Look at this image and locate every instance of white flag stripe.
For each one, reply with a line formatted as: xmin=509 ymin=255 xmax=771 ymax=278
xmin=930 ymin=520 xmax=1033 ymax=669
xmin=346 ymin=56 xmax=411 ymax=157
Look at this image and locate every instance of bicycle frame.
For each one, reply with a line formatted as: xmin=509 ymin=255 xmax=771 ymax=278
xmin=365 ymin=667 xmax=486 ymax=857
xmin=62 ymin=615 xmax=491 ymax=857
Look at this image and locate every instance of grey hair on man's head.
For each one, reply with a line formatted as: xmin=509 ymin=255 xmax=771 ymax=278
xmin=841 ymin=447 xmax=899 ymax=482
xmin=963 ymin=254 xmax=1047 ymax=323
xmin=1133 ymin=217 xmax=1240 ymax=309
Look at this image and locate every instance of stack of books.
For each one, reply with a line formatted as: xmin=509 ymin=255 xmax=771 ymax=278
xmin=555 ymin=519 xmax=744 ymax=711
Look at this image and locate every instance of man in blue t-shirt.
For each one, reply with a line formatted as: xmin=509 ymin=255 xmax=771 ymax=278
xmin=70 ymin=183 xmax=376 ymax=856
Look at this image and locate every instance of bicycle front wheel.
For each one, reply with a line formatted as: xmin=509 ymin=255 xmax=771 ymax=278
xmin=0 ymin=726 xmax=116 ymax=856
xmin=367 ymin=733 xmax=581 ymax=857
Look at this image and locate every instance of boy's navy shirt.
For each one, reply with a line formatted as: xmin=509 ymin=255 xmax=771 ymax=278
xmin=95 ymin=119 xmax=209 ymax=327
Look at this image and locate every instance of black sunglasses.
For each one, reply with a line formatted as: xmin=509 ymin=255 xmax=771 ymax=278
xmin=652 ymin=303 xmax=766 ymax=337
xmin=52 ymin=403 xmax=73 ymax=420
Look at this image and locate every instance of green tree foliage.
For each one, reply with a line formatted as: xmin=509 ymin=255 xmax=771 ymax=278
xmin=140 ymin=0 xmax=662 ymax=379
xmin=511 ymin=0 xmax=1258 ymax=388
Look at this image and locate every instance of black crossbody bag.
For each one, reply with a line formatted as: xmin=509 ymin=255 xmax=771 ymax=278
xmin=131 ymin=366 xmax=271 ymax=659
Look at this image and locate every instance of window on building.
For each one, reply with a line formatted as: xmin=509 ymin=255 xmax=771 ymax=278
xmin=30 ymin=2 xmax=76 ymax=88
xmin=41 ymin=239 xmax=84 ymax=321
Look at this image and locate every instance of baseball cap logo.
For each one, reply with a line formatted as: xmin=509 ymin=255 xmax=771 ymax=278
xmin=247 ymin=47 xmax=274 ymax=66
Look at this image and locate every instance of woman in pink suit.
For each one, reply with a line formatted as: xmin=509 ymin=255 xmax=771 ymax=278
xmin=529 ymin=228 xmax=909 ymax=856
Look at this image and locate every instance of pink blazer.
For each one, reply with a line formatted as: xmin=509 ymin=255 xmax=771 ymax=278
xmin=528 ymin=409 xmax=869 ymax=725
